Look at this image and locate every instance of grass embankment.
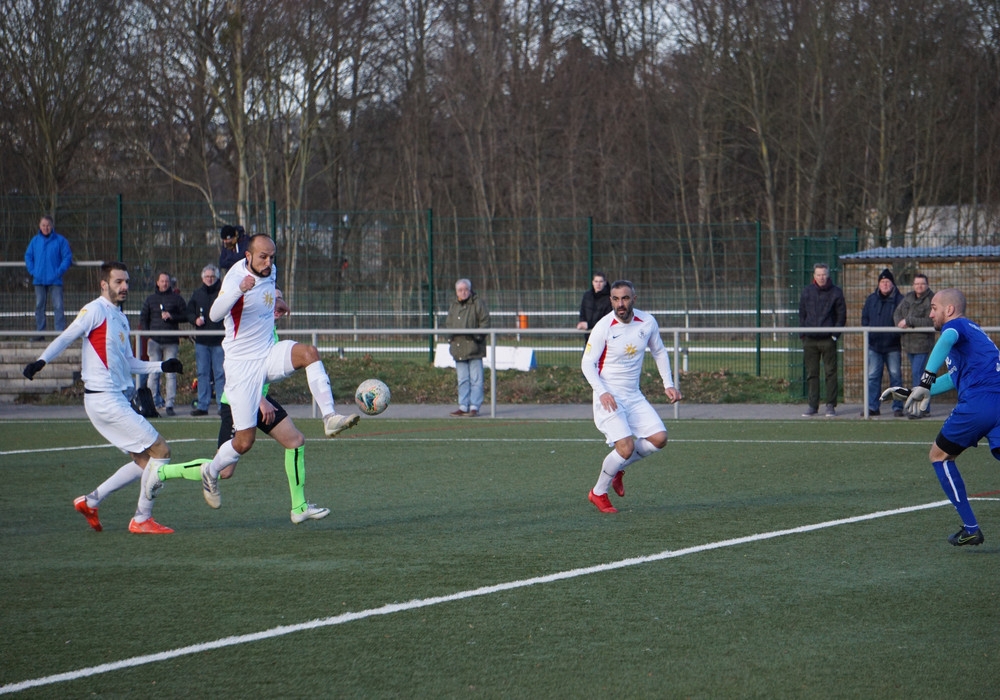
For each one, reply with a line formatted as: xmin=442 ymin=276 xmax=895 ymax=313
xmin=22 ymin=347 xmax=797 ymax=406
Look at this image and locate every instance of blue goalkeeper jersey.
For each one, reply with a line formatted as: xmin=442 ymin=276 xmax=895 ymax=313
xmin=941 ymin=317 xmax=1000 ymax=398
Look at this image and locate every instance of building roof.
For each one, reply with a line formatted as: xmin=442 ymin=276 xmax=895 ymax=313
xmin=841 ymin=246 xmax=1000 ymax=260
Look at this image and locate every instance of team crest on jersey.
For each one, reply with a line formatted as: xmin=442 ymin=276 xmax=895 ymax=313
xmin=119 ymin=331 xmax=126 ymax=344
xmin=263 ymin=291 xmax=274 ymax=308
xmin=624 ymin=343 xmax=638 ymax=357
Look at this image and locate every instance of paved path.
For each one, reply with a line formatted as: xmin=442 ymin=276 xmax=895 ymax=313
xmin=0 ymin=401 xmax=930 ymax=422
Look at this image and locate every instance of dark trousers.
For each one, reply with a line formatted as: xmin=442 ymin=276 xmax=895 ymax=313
xmin=802 ymin=336 xmax=838 ymax=409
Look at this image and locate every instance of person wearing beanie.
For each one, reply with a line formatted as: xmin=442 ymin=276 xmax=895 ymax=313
xmin=218 ymin=224 xmax=251 ymax=275
xmin=861 ymin=268 xmax=903 ymax=416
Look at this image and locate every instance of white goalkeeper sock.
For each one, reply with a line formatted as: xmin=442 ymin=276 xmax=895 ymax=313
xmin=305 ymin=361 xmax=336 ymax=417
xmin=88 ymin=461 xmax=142 ymax=506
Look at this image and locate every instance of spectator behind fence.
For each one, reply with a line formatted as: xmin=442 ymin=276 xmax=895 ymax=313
xmin=219 ymin=224 xmax=251 ymax=275
xmin=24 ymin=215 xmax=73 ymax=340
xmin=862 ymin=268 xmax=903 ymax=417
xmin=798 ymin=262 xmax=846 ymax=418
xmin=576 ymin=272 xmax=612 ymax=344
xmin=893 ymin=273 xmax=935 ymax=418
xmin=140 ymin=272 xmax=187 ymax=416
xmin=186 ymin=264 xmax=226 ymax=416
xmin=445 ymin=278 xmax=491 ymax=417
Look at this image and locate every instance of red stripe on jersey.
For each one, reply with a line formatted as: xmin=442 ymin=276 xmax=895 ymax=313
xmin=599 ymin=318 xmax=620 ymax=373
xmin=88 ymin=319 xmax=110 ymax=368
xmin=231 ymin=296 xmax=244 ymax=337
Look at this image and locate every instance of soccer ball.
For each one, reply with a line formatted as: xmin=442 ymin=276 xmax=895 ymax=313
xmin=354 ymin=378 xmax=391 ymax=415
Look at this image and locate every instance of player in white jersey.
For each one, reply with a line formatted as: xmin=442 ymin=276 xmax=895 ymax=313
xmin=191 ymin=234 xmax=359 ymax=514
xmin=22 ymin=261 xmax=197 ymax=534
xmin=581 ymin=279 xmax=682 ymax=513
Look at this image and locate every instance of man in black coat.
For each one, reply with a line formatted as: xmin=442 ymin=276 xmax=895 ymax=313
xmin=576 ymin=272 xmax=612 ymax=344
xmin=798 ymin=263 xmax=846 ymax=417
xmin=140 ymin=271 xmax=187 ymax=415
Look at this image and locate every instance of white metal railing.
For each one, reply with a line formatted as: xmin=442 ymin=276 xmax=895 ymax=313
xmin=4 ymin=325 xmax=953 ymax=419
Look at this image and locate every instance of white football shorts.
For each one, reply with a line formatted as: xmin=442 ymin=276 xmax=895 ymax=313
xmin=592 ymin=392 xmax=666 ymax=446
xmin=84 ymin=391 xmax=160 ymax=455
xmin=223 ymin=340 xmax=297 ymax=431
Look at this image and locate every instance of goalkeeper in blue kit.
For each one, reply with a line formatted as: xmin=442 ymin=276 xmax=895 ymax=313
xmin=881 ymin=288 xmax=1000 ymax=546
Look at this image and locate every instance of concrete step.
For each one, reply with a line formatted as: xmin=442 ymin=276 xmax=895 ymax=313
xmin=0 ymin=341 xmax=82 ymax=402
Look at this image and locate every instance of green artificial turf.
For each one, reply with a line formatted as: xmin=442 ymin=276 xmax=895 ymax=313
xmin=1 ymin=417 xmax=997 ymax=697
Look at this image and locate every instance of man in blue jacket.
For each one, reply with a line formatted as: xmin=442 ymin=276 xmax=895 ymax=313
xmin=861 ymin=268 xmax=903 ymax=416
xmin=24 ymin=215 xmax=72 ymax=338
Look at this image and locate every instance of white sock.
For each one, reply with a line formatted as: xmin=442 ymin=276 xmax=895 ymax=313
xmin=305 ymin=361 xmax=336 ymax=417
xmin=208 ymin=440 xmax=242 ymax=479
xmin=133 ymin=458 xmax=169 ymax=521
xmin=635 ymin=438 xmax=661 ymax=458
xmin=595 ymin=439 xmax=661 ymax=494
xmin=89 ymin=461 xmax=142 ymax=506
xmin=595 ymin=450 xmax=629 ymax=495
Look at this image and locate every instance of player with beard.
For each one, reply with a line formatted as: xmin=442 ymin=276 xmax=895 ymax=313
xmin=22 ymin=261 xmax=202 ymax=533
xmin=581 ymin=279 xmax=682 ymax=513
xmin=154 ymin=235 xmax=358 ymax=513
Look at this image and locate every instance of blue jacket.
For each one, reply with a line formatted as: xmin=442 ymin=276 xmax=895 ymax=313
xmin=24 ymin=231 xmax=72 ymax=286
xmin=861 ymin=287 xmax=903 ymax=352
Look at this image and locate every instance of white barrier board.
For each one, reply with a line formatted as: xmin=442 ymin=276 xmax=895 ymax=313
xmin=434 ymin=343 xmax=536 ymax=371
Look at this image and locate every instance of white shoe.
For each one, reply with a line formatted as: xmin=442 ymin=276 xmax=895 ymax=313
xmin=323 ymin=413 xmax=359 ymax=437
xmin=201 ymin=461 xmax=221 ymax=509
xmin=291 ymin=503 xmax=330 ymax=524
xmin=141 ymin=464 xmax=164 ymax=501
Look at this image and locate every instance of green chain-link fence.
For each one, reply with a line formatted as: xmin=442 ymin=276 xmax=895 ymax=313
xmin=1 ymin=195 xmax=861 ymax=391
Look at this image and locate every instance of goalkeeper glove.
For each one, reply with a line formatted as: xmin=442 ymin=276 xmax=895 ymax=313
xmin=904 ymin=387 xmax=931 ymax=416
xmin=879 ymin=386 xmax=911 ymax=403
xmin=22 ymin=359 xmax=46 ymax=380
xmin=904 ymin=371 xmax=934 ymax=416
xmin=160 ymin=358 xmax=183 ymax=374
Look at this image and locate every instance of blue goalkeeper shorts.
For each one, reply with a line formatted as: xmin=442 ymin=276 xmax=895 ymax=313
xmin=939 ymin=395 xmax=1000 ymax=458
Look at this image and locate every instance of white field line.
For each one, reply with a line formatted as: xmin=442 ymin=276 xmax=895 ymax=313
xmin=0 ymin=437 xmax=929 ymax=456
xmin=0 ymin=438 xmax=202 ymax=457
xmin=0 ymin=499 xmax=958 ymax=695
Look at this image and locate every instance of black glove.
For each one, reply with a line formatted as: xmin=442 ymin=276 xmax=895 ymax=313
xmin=23 ymin=359 xmax=46 ymax=380
xmin=918 ymin=371 xmax=936 ymax=389
xmin=160 ymin=358 xmax=183 ymax=374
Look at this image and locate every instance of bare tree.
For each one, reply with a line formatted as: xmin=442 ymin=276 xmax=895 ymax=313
xmin=0 ymin=0 xmax=131 ymax=204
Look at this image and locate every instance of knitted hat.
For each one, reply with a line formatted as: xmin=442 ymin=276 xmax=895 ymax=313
xmin=220 ymin=225 xmax=237 ymax=239
xmin=878 ymin=268 xmax=895 ymax=284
